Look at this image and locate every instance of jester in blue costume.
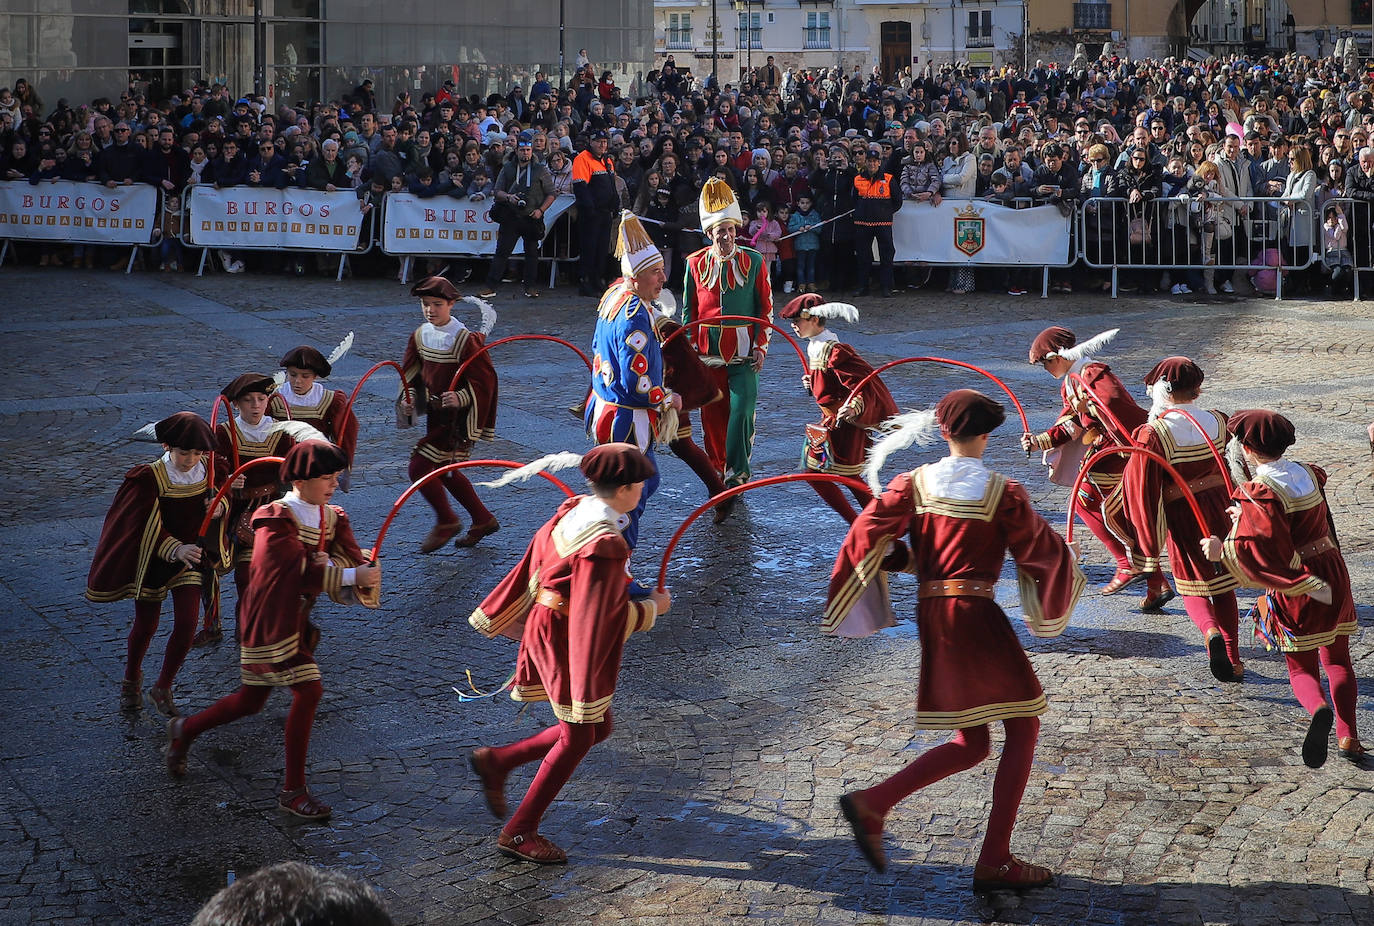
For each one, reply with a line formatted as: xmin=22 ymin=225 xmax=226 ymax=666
xmin=585 ymin=210 xmax=681 ymax=554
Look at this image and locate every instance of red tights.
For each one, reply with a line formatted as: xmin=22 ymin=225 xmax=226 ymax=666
xmin=489 ymin=715 xmax=615 ymax=836
xmin=810 ymin=479 xmax=873 ymax=524
xmin=858 ymin=716 xmax=1040 ymax=868
xmin=408 ymin=455 xmax=493 ymax=526
xmin=1075 ymin=492 xmax=1132 ymax=572
xmin=127 ymin=585 xmax=201 ymax=689
xmin=1284 ymin=636 xmax=1359 ymax=741
xmin=1182 ymin=593 xmax=1240 ymax=665
xmin=181 ymin=680 xmax=323 ymax=791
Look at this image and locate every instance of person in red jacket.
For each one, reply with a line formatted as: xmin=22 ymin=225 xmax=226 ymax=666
xmin=165 ymin=440 xmax=381 ymax=820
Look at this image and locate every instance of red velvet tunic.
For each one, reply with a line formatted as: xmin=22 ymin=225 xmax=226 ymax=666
xmin=652 ymin=313 xmax=723 ymax=441
xmin=86 ymin=458 xmax=231 ymax=603
xmin=1221 ymin=462 xmax=1357 ymax=651
xmin=469 ymin=496 xmax=657 ymax=724
xmin=399 ymin=324 xmax=499 ymax=464
xmin=267 ymin=389 xmax=359 ymax=467
xmin=1120 ymin=408 xmax=1238 ymax=597
xmin=824 ymin=464 xmax=1085 ymax=729
xmin=802 ymin=335 xmax=897 ymax=477
xmin=216 ymin=420 xmax=294 ymax=566
xmin=1032 ymin=361 xmax=1146 ymax=493
xmin=238 ymin=501 xmax=378 ymax=686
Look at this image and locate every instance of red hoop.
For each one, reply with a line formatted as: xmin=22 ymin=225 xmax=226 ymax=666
xmin=369 ymin=459 xmax=576 ymax=563
xmin=448 ymin=334 xmax=593 ymax=394
xmin=1065 ymin=445 xmax=1209 ymax=545
xmin=197 ymin=456 xmax=286 ymax=538
xmin=659 ymin=315 xmax=810 ymax=373
xmin=655 ymin=472 xmax=870 ymax=591
xmin=1063 ymin=371 xmax=1138 ymax=447
xmin=344 ymin=360 xmax=412 ymax=422
xmin=208 ymin=394 xmax=239 ymax=479
xmin=841 ymin=357 xmax=1030 ymax=433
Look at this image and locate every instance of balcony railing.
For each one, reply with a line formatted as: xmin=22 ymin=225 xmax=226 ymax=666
xmin=666 ymin=30 xmax=693 ymax=49
xmin=1073 ymin=2 xmax=1111 ymax=30
xmin=737 ymin=30 xmax=763 ymax=49
xmin=966 ymin=33 xmax=994 ymax=48
xmin=804 ymin=28 xmax=831 ymax=49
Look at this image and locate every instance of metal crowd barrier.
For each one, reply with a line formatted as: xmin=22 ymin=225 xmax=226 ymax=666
xmin=378 ymin=193 xmax=579 ymax=287
xmin=1320 ymin=197 xmax=1373 ymax=300
xmin=178 ymin=184 xmax=378 ymax=281
xmin=1079 ymin=194 xmax=1317 ymax=300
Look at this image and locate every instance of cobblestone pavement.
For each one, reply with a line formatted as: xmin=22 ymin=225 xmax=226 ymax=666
xmin=2 ymin=267 xmax=1373 ymax=926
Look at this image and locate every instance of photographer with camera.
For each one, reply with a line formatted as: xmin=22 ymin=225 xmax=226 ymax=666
xmin=480 ymin=132 xmax=556 ymax=299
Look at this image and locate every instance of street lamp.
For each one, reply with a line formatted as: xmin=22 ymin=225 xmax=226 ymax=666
xmin=734 ymin=0 xmax=758 ymax=84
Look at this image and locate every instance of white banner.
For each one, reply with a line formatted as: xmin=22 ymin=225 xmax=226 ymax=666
xmin=381 ymin=192 xmax=576 ymax=256
xmin=892 ymin=200 xmax=1072 ymax=265
xmin=0 ymin=180 xmax=157 ymax=244
xmin=187 ymin=185 xmax=364 ymax=252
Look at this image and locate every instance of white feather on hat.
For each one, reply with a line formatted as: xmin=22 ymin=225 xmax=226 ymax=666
xmin=327 ymin=331 xmax=355 ymax=367
xmin=653 ymin=288 xmax=678 ymax=319
xmin=477 ymin=452 xmax=584 ymax=489
xmin=805 ymin=302 xmax=859 ymax=324
xmin=461 ymin=295 xmax=498 ymax=336
xmin=864 ymin=409 xmax=939 ymax=493
xmin=268 ymin=420 xmax=330 ymax=443
xmin=1054 ymin=327 xmax=1118 ymax=363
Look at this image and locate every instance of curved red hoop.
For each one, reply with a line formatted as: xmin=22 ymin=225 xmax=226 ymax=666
xmin=1065 ymin=446 xmax=1209 ymax=545
xmin=1158 ymin=407 xmax=1235 ymax=496
xmin=208 ymin=394 xmax=240 ymax=478
xmin=659 ymin=315 xmax=810 ymax=373
xmin=197 ymin=455 xmax=286 ymax=539
xmin=448 ymin=334 xmax=593 ymax=393
xmin=655 ymin=472 xmax=871 ymax=591
xmin=345 ymin=360 xmax=412 ymax=422
xmin=842 ymin=357 xmax=1030 ymax=433
xmin=370 ymin=459 xmax=576 ymax=563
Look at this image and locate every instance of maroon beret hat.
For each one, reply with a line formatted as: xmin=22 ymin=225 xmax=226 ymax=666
xmin=1143 ymin=356 xmax=1204 ymax=392
xmin=280 ymin=440 xmax=349 ymax=482
xmin=580 ymin=442 xmax=657 ymax=485
xmin=1028 ymin=325 xmax=1075 ymax=364
xmin=410 ymin=275 xmax=460 ymax=301
xmin=936 ymin=388 xmax=1006 ymax=439
xmin=777 ymin=292 xmax=825 ymax=319
xmin=279 ymin=345 xmax=331 ymax=377
xmin=1227 ymin=409 xmax=1295 ymax=458
xmin=220 ymin=372 xmax=276 ymax=401
xmin=155 ymin=411 xmax=215 ymax=451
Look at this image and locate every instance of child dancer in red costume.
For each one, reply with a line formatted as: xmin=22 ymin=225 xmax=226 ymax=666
xmin=826 ymin=390 xmax=1084 ymax=890
xmin=467 ymin=444 xmax=671 ymax=864
xmin=1202 ymin=410 xmax=1366 ymax=768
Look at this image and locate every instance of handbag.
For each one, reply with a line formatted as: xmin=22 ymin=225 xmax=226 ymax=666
xmin=1128 ymin=215 xmax=1153 ymax=246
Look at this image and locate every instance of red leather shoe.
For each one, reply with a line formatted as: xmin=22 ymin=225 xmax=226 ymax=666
xmin=469 ymin=747 xmax=508 ymax=819
xmin=838 ymin=792 xmax=887 ymax=873
xmin=497 ymin=831 xmax=567 ymax=864
xmin=419 ymin=521 xmax=462 ymax=554
xmin=1100 ymin=569 xmax=1138 ymax=595
xmin=454 ymin=519 xmax=500 ymax=548
xmin=972 ymin=856 xmax=1055 ymax=891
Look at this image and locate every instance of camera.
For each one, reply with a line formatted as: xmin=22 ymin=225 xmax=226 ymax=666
xmin=514 ymin=196 xmax=528 ymax=211
xmin=1185 ymin=175 xmax=1207 ymax=195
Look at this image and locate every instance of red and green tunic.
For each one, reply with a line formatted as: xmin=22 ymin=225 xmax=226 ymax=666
xmin=682 ymin=244 xmax=772 ymax=362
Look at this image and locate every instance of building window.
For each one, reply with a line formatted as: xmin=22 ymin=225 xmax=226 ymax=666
xmin=737 ymin=11 xmax=762 ymax=49
xmin=966 ymin=10 xmax=993 ymax=48
xmin=667 ymin=12 xmax=692 ymax=49
xmin=1073 ymin=2 xmax=1112 ymax=30
xmin=805 ymin=11 xmax=831 ymax=49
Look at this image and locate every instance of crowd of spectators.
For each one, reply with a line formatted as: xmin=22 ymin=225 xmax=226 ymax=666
xmin=3 ymin=47 xmax=1374 ymax=298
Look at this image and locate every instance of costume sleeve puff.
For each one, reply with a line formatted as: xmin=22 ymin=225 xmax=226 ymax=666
xmin=1002 ymin=479 xmax=1086 ymax=637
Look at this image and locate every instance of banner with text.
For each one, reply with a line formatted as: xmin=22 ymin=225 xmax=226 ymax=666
xmin=187 ymin=186 xmax=364 ymax=251
xmin=0 ymin=180 xmax=157 ymax=244
xmin=891 ymin=200 xmax=1072 ymax=265
xmin=381 ymin=193 xmax=576 ymax=256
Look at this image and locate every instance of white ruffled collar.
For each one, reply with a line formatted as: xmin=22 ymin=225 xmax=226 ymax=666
xmin=560 ymin=495 xmax=630 ymax=537
xmin=160 ymin=451 xmax=206 ymax=485
xmin=925 ymin=455 xmax=990 ymax=500
xmin=280 ymin=381 xmax=324 ymax=407
xmin=806 ymin=328 xmax=839 ymax=365
xmin=420 ymin=318 xmax=468 ymax=352
xmin=281 ymin=488 xmax=325 ymax=528
xmin=235 ymin=415 xmax=275 ymax=442
xmin=1256 ymin=459 xmax=1315 ymax=499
